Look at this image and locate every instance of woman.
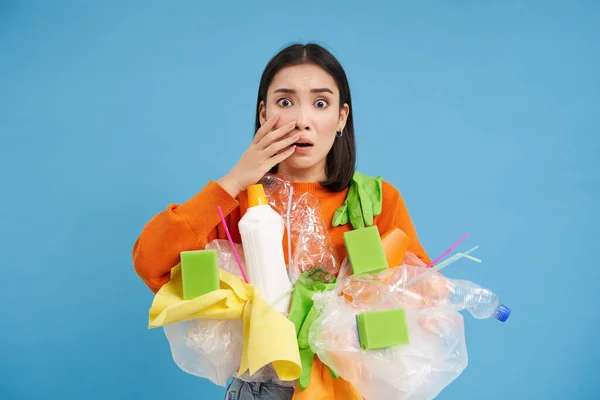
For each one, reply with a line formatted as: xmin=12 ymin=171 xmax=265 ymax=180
xmin=132 ymin=43 xmax=431 ymax=400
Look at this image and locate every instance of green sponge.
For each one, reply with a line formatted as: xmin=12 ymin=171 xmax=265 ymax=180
xmin=180 ymin=249 xmax=220 ymax=300
xmin=356 ymin=308 xmax=410 ymax=350
xmin=343 ymin=226 xmax=388 ymax=275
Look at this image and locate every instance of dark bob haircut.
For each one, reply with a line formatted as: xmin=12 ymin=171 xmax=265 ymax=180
xmin=254 ymin=43 xmax=356 ymax=192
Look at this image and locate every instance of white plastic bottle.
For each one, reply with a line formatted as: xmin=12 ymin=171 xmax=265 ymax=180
xmin=238 ymin=184 xmax=293 ymax=314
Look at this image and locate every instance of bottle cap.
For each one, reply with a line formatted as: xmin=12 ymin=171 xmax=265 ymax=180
xmin=494 ymin=304 xmax=510 ymax=322
xmin=247 ymin=184 xmax=268 ymax=208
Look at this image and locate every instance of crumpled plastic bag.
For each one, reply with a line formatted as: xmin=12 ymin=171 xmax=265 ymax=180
xmin=163 ymin=239 xmax=299 ymax=387
xmin=309 ymin=258 xmax=469 ymax=400
xmin=164 ymin=318 xmax=244 ymax=386
xmin=260 ymin=174 xmax=340 ymax=283
xmin=162 ymin=240 xmax=246 ymax=386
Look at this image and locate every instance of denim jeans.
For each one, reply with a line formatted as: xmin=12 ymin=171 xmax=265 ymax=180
xmin=225 ymin=377 xmax=295 ymax=400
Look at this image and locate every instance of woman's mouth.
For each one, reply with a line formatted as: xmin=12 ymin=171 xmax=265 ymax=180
xmin=295 ymin=140 xmax=314 ymax=153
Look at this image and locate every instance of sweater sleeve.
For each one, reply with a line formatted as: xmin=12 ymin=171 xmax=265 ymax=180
xmin=387 ymin=184 xmax=432 ymax=266
xmin=132 ymin=180 xmax=240 ymax=293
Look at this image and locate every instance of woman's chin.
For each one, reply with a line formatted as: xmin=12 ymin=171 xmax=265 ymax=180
xmin=280 ymin=156 xmax=319 ymax=171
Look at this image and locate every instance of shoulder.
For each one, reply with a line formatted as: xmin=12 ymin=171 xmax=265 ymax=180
xmin=380 ymin=179 xmax=408 ymax=213
xmin=381 ymin=180 xmax=400 ymax=197
xmin=352 ymin=171 xmax=407 ymax=219
xmin=352 ymin=170 xmax=405 ymax=206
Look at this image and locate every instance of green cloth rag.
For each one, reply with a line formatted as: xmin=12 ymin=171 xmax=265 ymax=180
xmin=288 ymin=276 xmax=337 ymax=389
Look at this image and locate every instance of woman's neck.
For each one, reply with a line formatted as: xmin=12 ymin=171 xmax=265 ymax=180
xmin=278 ymin=160 xmax=326 ymax=183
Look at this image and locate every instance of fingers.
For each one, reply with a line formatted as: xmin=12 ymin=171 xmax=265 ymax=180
xmin=332 ymin=202 xmax=349 ymax=227
xmin=258 ymin=120 xmax=297 ymax=149
xmin=374 ymin=177 xmax=383 ymax=215
xmin=252 ymin=114 xmax=280 ymax=144
xmin=266 ymin=144 xmax=296 ymax=170
xmin=264 ymin=132 xmax=300 ymax=156
xmin=357 ymin=184 xmax=374 ymax=226
xmin=347 ymin=184 xmax=365 ymax=229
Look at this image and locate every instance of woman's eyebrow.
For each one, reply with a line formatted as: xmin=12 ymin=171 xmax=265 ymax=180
xmin=272 ymin=88 xmax=334 ymax=94
xmin=273 ymin=88 xmax=295 ymax=94
xmin=310 ymin=88 xmax=334 ymax=94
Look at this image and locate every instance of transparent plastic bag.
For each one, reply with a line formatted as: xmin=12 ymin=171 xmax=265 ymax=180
xmin=337 ymin=258 xmax=450 ymax=311
xmin=164 ymin=318 xmax=243 ymax=386
xmin=162 ymin=239 xmax=246 ymax=386
xmin=205 ymin=239 xmax=246 ymax=278
xmin=260 ymin=174 xmax=339 ymax=283
xmin=309 ymin=292 xmax=467 ymax=400
xmin=338 ymin=255 xmax=508 ymax=320
xmin=162 ymin=239 xmax=298 ymax=386
xmin=309 ymin=256 xmax=508 ymax=399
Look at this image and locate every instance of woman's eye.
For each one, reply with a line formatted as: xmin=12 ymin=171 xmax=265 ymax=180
xmin=277 ymin=98 xmax=293 ymax=107
xmin=315 ymin=99 xmax=329 ymax=108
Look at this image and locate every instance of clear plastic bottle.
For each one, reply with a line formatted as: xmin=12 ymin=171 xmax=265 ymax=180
xmin=238 ymin=184 xmax=293 ymax=314
xmin=444 ymin=278 xmax=510 ymax=322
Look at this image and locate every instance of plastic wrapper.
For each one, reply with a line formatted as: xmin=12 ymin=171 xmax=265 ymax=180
xmin=260 ymin=174 xmax=339 ymax=283
xmin=309 ymin=255 xmax=504 ymax=400
xmin=336 ymin=256 xmax=449 ymax=311
xmin=205 ymin=239 xmax=247 ymax=279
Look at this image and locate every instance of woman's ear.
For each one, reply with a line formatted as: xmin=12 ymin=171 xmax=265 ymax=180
xmin=338 ymin=103 xmax=350 ymax=132
xmin=258 ymin=101 xmax=267 ymax=126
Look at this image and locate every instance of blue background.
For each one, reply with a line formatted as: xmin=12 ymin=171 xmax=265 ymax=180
xmin=1 ymin=1 xmax=598 ymax=399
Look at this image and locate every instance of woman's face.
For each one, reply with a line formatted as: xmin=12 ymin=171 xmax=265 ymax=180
xmin=259 ymin=63 xmax=349 ymax=179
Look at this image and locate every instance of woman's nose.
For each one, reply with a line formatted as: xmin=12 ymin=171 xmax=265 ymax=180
xmin=293 ymin=109 xmax=311 ymax=131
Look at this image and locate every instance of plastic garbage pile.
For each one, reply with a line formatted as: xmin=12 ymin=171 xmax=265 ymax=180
xmin=309 ymin=256 xmax=509 ymax=399
xmin=152 ymin=174 xmax=510 ymax=399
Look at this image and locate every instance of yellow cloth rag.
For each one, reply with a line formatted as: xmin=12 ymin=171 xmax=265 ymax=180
xmin=148 ymin=265 xmax=302 ymax=381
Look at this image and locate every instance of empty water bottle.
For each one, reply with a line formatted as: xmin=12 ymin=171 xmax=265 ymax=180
xmin=444 ymin=278 xmax=510 ymax=322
